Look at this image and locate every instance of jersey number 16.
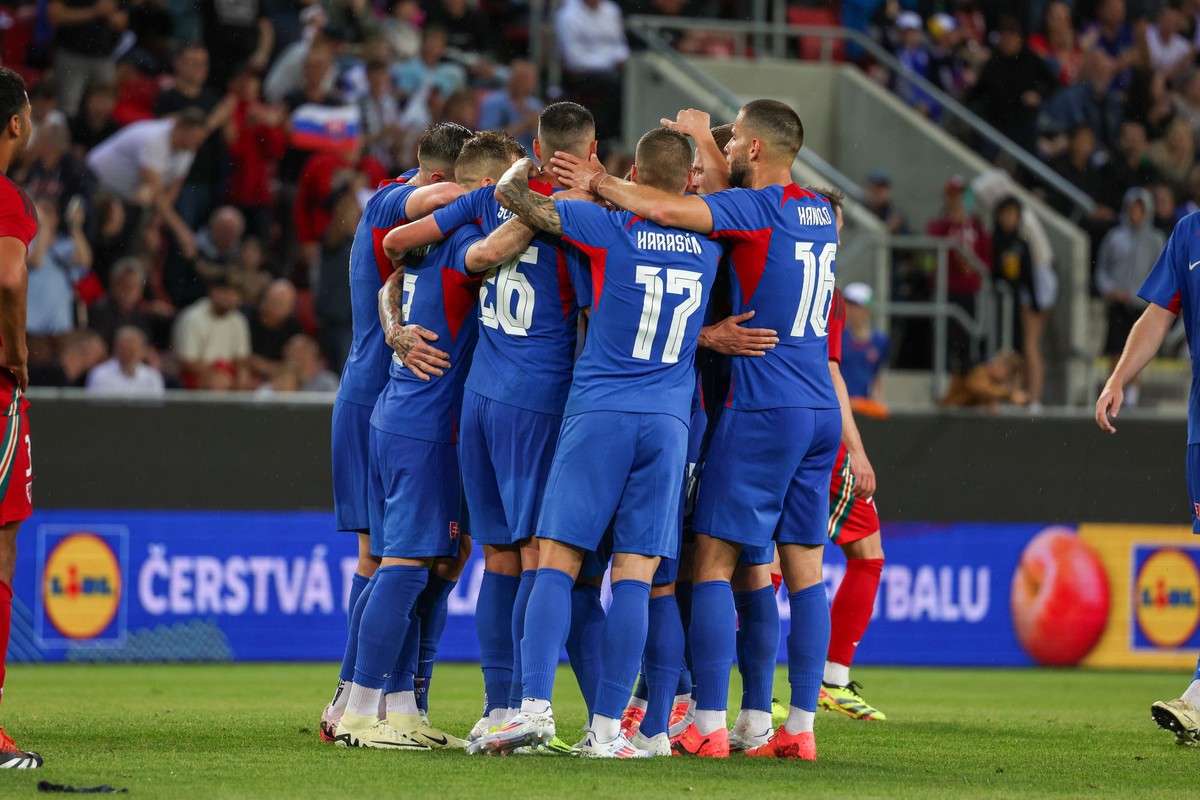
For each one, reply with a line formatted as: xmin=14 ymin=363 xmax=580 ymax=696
xmin=792 ymin=242 xmax=837 ymax=338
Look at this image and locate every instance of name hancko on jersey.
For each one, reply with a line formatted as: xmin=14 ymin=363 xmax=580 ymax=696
xmin=796 ymin=205 xmax=833 ymax=227
xmin=637 ymin=230 xmax=705 ymax=255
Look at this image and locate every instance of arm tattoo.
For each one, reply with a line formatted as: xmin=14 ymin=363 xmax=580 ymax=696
xmin=379 ymin=269 xmax=417 ymax=361
xmin=497 ymin=173 xmax=562 ymax=235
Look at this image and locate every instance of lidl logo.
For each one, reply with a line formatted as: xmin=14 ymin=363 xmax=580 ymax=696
xmin=36 ymin=526 xmax=127 ymax=646
xmin=1133 ymin=546 xmax=1200 ymax=650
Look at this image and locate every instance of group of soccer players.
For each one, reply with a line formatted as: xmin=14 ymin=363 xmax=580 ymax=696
xmin=316 ymin=95 xmax=890 ymax=760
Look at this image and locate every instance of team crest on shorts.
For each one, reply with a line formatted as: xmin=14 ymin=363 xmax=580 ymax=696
xmin=449 ymin=522 xmax=461 ymax=539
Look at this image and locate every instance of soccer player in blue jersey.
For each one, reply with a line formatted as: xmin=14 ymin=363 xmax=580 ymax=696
xmin=332 ymin=133 xmax=528 ymax=751
xmin=469 ymin=127 xmax=722 ymax=759
xmin=1097 ymin=212 xmax=1200 ymax=747
xmin=383 ymin=103 xmax=601 ymax=743
xmin=551 ymin=99 xmax=842 ymax=760
xmin=320 ymin=122 xmax=472 ymax=743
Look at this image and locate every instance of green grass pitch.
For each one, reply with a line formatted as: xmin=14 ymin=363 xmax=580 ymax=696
xmin=0 ymin=663 xmax=1195 ymax=798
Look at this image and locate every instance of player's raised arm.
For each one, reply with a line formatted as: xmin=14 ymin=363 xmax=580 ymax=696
xmin=380 ymin=183 xmax=466 ymax=261
xmin=496 ymin=157 xmax=569 ymax=235
xmin=0 ymin=237 xmax=28 ymax=391
xmin=378 ymin=268 xmax=451 ymax=381
xmin=661 ymin=108 xmax=730 ymax=193
xmin=549 ymin=151 xmax=714 ymax=234
xmin=1096 ymin=302 xmax=1177 ymax=433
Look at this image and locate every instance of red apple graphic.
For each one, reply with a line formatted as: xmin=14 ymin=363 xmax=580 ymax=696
xmin=1011 ymin=528 xmax=1111 ymax=666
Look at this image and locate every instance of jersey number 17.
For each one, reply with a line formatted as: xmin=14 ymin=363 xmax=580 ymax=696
xmin=634 ymin=266 xmax=704 ymax=364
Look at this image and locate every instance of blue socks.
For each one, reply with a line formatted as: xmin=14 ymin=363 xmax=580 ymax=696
xmin=352 ymin=565 xmax=428 ymax=690
xmin=384 ymin=605 xmax=421 ymax=697
xmin=509 ymin=570 xmax=536 ymax=708
xmin=521 ymin=568 xmax=575 ymax=702
xmin=339 ymin=573 xmax=377 ymax=682
xmin=477 ymin=571 xmax=519 ymax=714
xmin=566 ymin=583 xmax=605 ymax=716
xmin=787 ymin=582 xmax=831 ymax=713
xmin=348 ymin=572 xmax=371 ymax=626
xmin=735 ymin=586 xmax=779 ymax=713
xmin=593 ymin=580 xmax=651 ymax=721
xmin=690 ymin=580 xmax=736 ymax=713
xmin=413 ymin=574 xmax=456 ymax=714
xmin=641 ymin=594 xmax=684 ymax=737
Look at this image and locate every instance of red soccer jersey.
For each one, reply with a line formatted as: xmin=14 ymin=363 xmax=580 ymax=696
xmin=0 ymin=173 xmax=37 ymax=248
xmin=827 ymin=287 xmax=845 ymax=365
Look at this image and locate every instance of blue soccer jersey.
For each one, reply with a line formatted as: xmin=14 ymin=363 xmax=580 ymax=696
xmin=701 ymin=184 xmax=840 ymax=411
xmin=370 ymin=224 xmax=485 ymax=443
xmin=1139 ymin=211 xmax=1199 ymax=442
xmin=337 ymin=169 xmax=421 ymax=407
xmin=433 ymin=182 xmax=584 ymax=415
xmin=557 ymin=200 xmax=722 ymax=423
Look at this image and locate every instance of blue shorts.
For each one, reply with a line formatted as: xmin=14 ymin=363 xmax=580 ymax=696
xmin=332 ymin=398 xmax=374 ymax=533
xmin=459 ymin=390 xmax=561 ymax=547
xmin=538 ymin=411 xmax=687 ymax=560
xmin=1188 ymin=444 xmax=1200 ymax=534
xmin=367 ymin=426 xmax=464 ymax=559
xmin=693 ymin=407 xmax=841 ymax=549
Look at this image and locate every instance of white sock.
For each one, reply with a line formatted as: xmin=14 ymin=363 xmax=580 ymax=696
xmin=627 ymin=696 xmax=648 ymax=712
xmin=591 ymin=714 xmax=621 ymax=742
xmin=784 ymin=705 xmax=815 ymax=735
xmin=694 ymin=709 xmax=726 ymax=735
xmin=1183 ymin=680 xmax=1200 ymax=706
xmin=823 ymin=661 xmax=851 ymax=686
xmin=672 ymin=693 xmax=691 ymax=706
xmin=346 ymin=683 xmax=382 ymax=718
xmin=329 ymin=679 xmax=350 ymax=715
xmin=487 ymin=707 xmax=508 ymax=726
xmin=735 ymin=708 xmax=772 ymax=734
xmin=386 ymin=690 xmax=419 ymax=717
xmin=521 ymin=697 xmax=552 ymax=715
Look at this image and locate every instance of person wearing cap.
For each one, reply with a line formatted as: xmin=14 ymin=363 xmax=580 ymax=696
xmin=840 ymin=283 xmax=890 ymax=402
xmin=893 ymin=11 xmax=939 ymax=119
xmin=926 ymin=175 xmax=991 ymax=369
xmin=927 ymin=11 xmax=968 ymax=100
xmin=171 ymin=273 xmax=252 ymax=391
xmin=967 ymin=14 xmax=1057 ymax=153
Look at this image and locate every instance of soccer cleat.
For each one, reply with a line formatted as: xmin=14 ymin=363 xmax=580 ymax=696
xmin=576 ymin=730 xmax=651 ymax=758
xmin=414 ymin=716 xmax=468 ymax=749
xmin=670 ymin=722 xmax=730 ymax=758
xmin=332 ymin=711 xmax=431 ymax=751
xmin=468 ymin=716 xmax=492 ymax=742
xmin=620 ymin=703 xmax=646 ymax=739
xmin=319 ymin=705 xmax=341 ymax=743
xmin=770 ymin=697 xmax=788 ymax=726
xmin=728 ymin=724 xmax=772 ymax=752
xmin=746 ymin=726 xmax=817 ymax=760
xmin=1151 ymin=697 xmax=1200 ymax=746
xmin=818 ymin=681 xmax=887 ymax=721
xmin=0 ymin=728 xmax=42 ymax=769
xmin=466 ymin=710 xmax=555 ymax=756
xmin=668 ymin=698 xmax=694 ymax=738
xmin=629 ymin=731 xmax=670 ymax=756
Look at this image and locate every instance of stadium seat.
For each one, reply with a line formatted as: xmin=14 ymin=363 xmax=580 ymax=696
xmin=787 ymin=6 xmax=846 ymax=62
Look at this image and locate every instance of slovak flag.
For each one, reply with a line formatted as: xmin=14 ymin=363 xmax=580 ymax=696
xmin=290 ymin=103 xmax=362 ymax=155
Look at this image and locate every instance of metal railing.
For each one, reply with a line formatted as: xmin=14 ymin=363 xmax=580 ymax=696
xmin=625 ymin=14 xmax=1097 ymax=220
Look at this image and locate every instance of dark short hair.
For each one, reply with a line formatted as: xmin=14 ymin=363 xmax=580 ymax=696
xmin=635 ymin=128 xmax=693 ymax=193
xmin=455 ymin=130 xmax=526 ymax=181
xmin=174 ymin=106 xmax=208 ymax=129
xmin=0 ymin=67 xmax=28 ymax=127
xmin=538 ymin=101 xmax=595 ymax=156
xmin=739 ymin=99 xmax=803 ymax=160
xmin=417 ymin=122 xmax=474 ymax=172
xmin=710 ymin=123 xmax=733 ymax=152
xmin=806 ymin=185 xmax=844 ymax=219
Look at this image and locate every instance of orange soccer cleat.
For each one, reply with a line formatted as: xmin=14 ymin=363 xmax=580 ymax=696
xmin=745 ymin=726 xmax=817 ymax=761
xmin=669 ymin=722 xmax=729 ymax=758
xmin=620 ymin=703 xmax=645 ymax=739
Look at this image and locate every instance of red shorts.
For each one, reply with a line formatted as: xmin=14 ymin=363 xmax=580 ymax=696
xmin=828 ymin=443 xmax=879 ymax=545
xmin=0 ymin=379 xmax=31 ymax=526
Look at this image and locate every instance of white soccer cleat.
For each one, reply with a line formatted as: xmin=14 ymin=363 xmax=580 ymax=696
xmin=386 ymin=713 xmax=468 ymax=749
xmin=466 ymin=710 xmax=556 ymax=755
xmin=332 ymin=711 xmax=431 ymax=751
xmin=728 ymin=724 xmax=772 ymax=752
xmin=1152 ymin=697 xmax=1200 ymax=746
xmin=576 ymin=730 xmax=652 ymax=758
xmin=629 ymin=731 xmax=670 ymax=756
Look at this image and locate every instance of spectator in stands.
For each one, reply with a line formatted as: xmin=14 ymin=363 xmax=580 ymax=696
xmin=362 ymin=59 xmax=403 ymax=170
xmin=479 ymin=60 xmax=544 ymax=157
xmin=29 ymin=81 xmax=68 ymax=143
xmin=1029 ymin=0 xmax=1084 ymax=86
xmin=201 ymin=0 xmax=275 ymax=91
xmin=383 ymin=0 xmax=422 ymax=61
xmin=1050 ymin=125 xmax=1116 ymax=224
xmin=426 ymin=0 xmax=495 ymax=80
xmin=323 ymin=0 xmax=382 ymax=44
xmin=295 ymin=148 xmax=385 ymax=280
xmin=893 ymin=12 xmax=939 ymax=119
xmin=556 ymin=0 xmax=629 ymax=141
xmin=1081 ymin=0 xmax=1135 ymax=89
xmin=1038 ymin=48 xmax=1124 ymax=156
xmin=29 ymin=330 xmax=107 ymax=388
xmin=229 ymin=237 xmax=272 ymax=304
xmin=264 ymin=12 xmax=346 ymax=105
xmin=85 ymin=326 xmax=165 ymax=397
xmin=48 ymin=0 xmax=128 ymax=116
xmin=1147 ymin=117 xmax=1195 ymax=198
xmin=926 ymin=176 xmax=991 ymax=370
xmin=1100 ymin=120 xmax=1162 ymax=210
xmin=1126 ymin=67 xmax=1177 ymax=143
xmin=110 ymin=49 xmax=161 ymax=126
xmin=1096 ymin=188 xmax=1164 ymax=407
xmin=172 ymin=275 xmax=252 ymax=390
xmin=393 ymin=25 xmax=468 ymax=102
xmin=314 ymin=172 xmax=364 ymax=370
xmin=1151 ymin=181 xmax=1179 ymax=234
xmin=282 ymin=332 xmax=339 ymax=392
xmin=1174 ymin=68 xmax=1200 ymax=144
xmin=941 ymin=350 xmax=1029 ymax=412
xmin=89 ymin=191 xmax=134 ymax=288
xmin=926 ymin=12 xmax=970 ymax=102
xmin=1145 ymin=4 xmax=1194 ymax=80
xmin=440 ymin=87 xmax=479 ymax=129
xmin=968 ymin=15 xmax=1058 ymax=154
xmin=68 ymin=82 xmax=120 ymax=161
xmin=246 ymin=278 xmax=304 ymax=384
xmin=194 ymin=206 xmax=246 ymax=284
xmin=16 ymin=121 xmax=88 ymax=222
xmin=225 ymin=67 xmax=287 ymax=243
xmin=990 ymin=196 xmax=1038 ymax=388
xmin=155 ymin=43 xmax=237 ymax=230
xmin=88 ymin=256 xmax=155 ymax=351
xmin=85 ymin=108 xmax=209 ymax=253
xmin=27 ymin=196 xmax=92 ymax=365
xmin=840 ymin=282 xmax=890 ymax=402
xmin=1175 ymin=163 xmax=1200 ymax=222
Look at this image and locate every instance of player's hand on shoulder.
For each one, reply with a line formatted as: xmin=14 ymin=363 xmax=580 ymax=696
xmin=699 ymin=310 xmax=779 ymax=357
xmin=549 ymin=152 xmax=604 ymax=192
xmin=387 ymin=324 xmax=451 ymax=381
xmin=1095 ymin=383 xmax=1123 ymax=434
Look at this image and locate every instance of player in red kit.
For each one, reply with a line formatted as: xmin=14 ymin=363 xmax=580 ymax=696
xmin=0 ymin=65 xmax=42 ymax=769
